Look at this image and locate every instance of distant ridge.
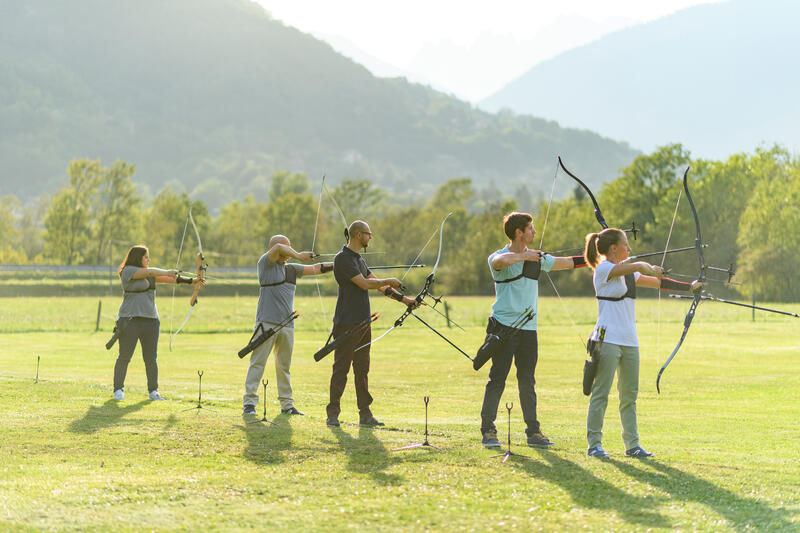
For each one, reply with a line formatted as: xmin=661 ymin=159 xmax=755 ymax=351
xmin=481 ymin=0 xmax=799 ymax=159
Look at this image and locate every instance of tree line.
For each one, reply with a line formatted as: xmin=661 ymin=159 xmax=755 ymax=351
xmin=1 ymin=144 xmax=797 ymax=300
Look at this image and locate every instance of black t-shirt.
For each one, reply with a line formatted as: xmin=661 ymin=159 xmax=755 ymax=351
xmin=333 ymin=246 xmax=372 ymax=325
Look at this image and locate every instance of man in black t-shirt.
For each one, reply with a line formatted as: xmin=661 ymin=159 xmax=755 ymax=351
xmin=326 ymin=220 xmax=418 ymax=428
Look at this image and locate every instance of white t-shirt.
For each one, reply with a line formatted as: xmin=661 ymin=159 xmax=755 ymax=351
xmin=593 ymin=260 xmax=641 ymax=347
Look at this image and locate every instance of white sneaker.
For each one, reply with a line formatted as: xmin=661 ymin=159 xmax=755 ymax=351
xmin=148 ymin=390 xmax=165 ymax=401
xmin=113 ymin=389 xmax=124 ymax=400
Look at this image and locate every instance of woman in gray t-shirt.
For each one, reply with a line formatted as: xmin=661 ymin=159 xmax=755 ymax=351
xmin=112 ymin=245 xmax=203 ymax=401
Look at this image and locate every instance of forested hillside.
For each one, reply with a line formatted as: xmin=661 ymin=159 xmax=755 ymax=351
xmin=0 ymin=0 xmax=636 ymax=209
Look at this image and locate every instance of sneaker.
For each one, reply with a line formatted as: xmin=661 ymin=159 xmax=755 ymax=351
xmin=359 ymin=415 xmax=385 ymax=428
xmin=625 ymin=446 xmax=654 ymax=458
xmin=148 ymin=390 xmax=165 ymax=401
xmin=527 ymin=432 xmax=555 ymax=447
xmin=243 ymin=404 xmax=256 ymax=415
xmin=481 ymin=430 xmax=501 ymax=448
xmin=326 ymin=416 xmax=340 ymax=427
xmin=281 ymin=406 xmax=304 ymax=415
xmin=587 ymin=445 xmax=610 ymax=458
xmin=113 ymin=389 xmax=124 ymax=400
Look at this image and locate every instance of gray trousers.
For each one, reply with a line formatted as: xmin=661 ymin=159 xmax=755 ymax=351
xmin=586 ymin=342 xmax=640 ymax=450
xmin=243 ymin=323 xmax=295 ymax=410
xmin=114 ymin=317 xmax=159 ymax=393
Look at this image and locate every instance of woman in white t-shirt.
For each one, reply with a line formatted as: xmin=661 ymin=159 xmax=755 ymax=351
xmin=584 ymin=228 xmax=701 ymax=458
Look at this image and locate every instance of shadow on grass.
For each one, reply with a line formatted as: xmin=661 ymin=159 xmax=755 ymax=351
xmin=522 ymin=449 xmax=670 ymax=528
xmin=239 ymin=412 xmax=293 ymax=465
xmin=608 ymin=458 xmax=794 ymax=531
xmin=161 ymin=413 xmax=178 ymax=433
xmin=328 ymin=426 xmax=404 ymax=486
xmin=68 ymin=399 xmax=149 ymax=434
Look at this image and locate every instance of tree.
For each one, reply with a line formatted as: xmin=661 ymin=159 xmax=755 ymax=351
xmin=736 ymin=148 xmax=800 ymax=300
xmin=258 ymin=193 xmax=317 ymax=254
xmin=144 ymin=189 xmax=209 ymax=270
xmin=0 ymin=193 xmax=27 ymax=263
xmin=91 ymin=160 xmax=142 ymax=264
xmin=209 ymin=194 xmax=267 ymax=266
xmin=43 ymin=160 xmax=104 ymax=264
xmin=269 ymin=171 xmax=311 ymax=201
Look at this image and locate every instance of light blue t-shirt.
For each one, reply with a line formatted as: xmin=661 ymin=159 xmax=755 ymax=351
xmin=488 ymin=246 xmax=555 ymax=330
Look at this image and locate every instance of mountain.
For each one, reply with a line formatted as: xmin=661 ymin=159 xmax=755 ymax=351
xmin=480 ymin=0 xmax=799 ymax=160
xmin=0 ymin=0 xmax=637 ymax=208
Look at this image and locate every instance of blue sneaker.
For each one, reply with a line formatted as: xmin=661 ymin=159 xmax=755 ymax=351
xmin=625 ymin=446 xmax=654 ymax=458
xmin=587 ymin=445 xmax=609 ymax=457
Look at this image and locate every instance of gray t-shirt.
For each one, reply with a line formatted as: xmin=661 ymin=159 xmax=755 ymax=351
xmin=118 ymin=265 xmax=158 ymax=319
xmin=256 ymin=253 xmax=304 ymax=326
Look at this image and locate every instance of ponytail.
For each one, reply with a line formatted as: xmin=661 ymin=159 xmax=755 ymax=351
xmin=584 ymin=233 xmax=600 ymax=269
xmin=584 ymin=228 xmax=626 ymax=269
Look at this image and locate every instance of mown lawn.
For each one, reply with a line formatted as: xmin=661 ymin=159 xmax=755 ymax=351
xmin=1 ymin=296 xmax=798 ymax=531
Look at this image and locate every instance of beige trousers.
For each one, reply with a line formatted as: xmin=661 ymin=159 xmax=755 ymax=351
xmin=243 ymin=323 xmax=294 ymax=410
xmin=586 ymin=342 xmax=640 ymax=450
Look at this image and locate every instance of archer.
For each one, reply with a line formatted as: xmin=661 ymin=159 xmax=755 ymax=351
xmin=325 ymin=220 xmax=419 ymax=428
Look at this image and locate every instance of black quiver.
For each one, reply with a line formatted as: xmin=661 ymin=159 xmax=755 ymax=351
xmin=105 ymin=317 xmax=132 ymax=350
xmin=238 ymin=323 xmax=276 ymax=359
xmin=582 ymin=327 xmax=606 ymax=395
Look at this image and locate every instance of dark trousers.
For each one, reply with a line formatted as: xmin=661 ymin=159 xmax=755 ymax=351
xmin=326 ymin=323 xmax=372 ymax=419
xmin=480 ymin=328 xmax=540 ymax=436
xmin=113 ymin=317 xmax=160 ymax=392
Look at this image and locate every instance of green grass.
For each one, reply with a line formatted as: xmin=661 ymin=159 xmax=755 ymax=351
xmin=1 ymin=295 xmax=799 ymax=531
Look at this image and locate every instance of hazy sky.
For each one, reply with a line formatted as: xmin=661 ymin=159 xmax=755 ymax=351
xmin=255 ymin=0 xmax=723 ymax=102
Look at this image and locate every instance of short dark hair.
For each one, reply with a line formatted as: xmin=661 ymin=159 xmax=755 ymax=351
xmin=503 ymin=212 xmax=533 ymax=240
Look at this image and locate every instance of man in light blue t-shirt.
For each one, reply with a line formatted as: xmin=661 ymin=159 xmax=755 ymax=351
xmin=480 ymin=211 xmax=588 ymax=448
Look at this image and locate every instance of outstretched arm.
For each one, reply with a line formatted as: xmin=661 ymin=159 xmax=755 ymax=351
xmin=302 ymin=262 xmax=334 ymax=277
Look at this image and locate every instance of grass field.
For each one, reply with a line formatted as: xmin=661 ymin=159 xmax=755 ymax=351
xmin=1 ymin=295 xmax=799 ymax=532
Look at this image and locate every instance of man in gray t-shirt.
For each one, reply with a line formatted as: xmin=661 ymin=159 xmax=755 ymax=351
xmin=243 ymin=234 xmax=333 ymax=415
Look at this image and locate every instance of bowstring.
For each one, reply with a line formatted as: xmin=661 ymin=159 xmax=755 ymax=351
xmin=169 ymin=212 xmax=190 ymax=343
xmin=657 ymin=188 xmax=683 ymax=362
xmin=312 ymin=175 xmax=328 ymax=327
xmin=539 ymin=162 xmax=585 ymax=348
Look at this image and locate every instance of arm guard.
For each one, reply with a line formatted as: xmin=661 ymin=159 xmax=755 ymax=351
xmin=660 ymin=277 xmax=691 ymax=291
xmin=383 ymin=287 xmax=405 ymax=302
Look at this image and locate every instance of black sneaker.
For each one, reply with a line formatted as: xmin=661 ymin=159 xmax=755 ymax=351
xmin=243 ymin=405 xmax=256 ymax=415
xmin=527 ymin=432 xmax=555 ymax=447
xmin=326 ymin=416 xmax=340 ymax=427
xmin=587 ymin=445 xmax=610 ymax=458
xmin=481 ymin=430 xmax=501 ymax=448
xmin=359 ymin=415 xmax=385 ymax=427
xmin=281 ymin=406 xmax=304 ymax=415
xmin=625 ymin=446 xmax=654 ymax=458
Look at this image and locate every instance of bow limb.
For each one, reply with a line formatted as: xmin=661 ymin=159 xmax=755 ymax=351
xmin=170 ymin=205 xmax=207 ymax=350
xmin=656 ymin=298 xmax=698 ymax=394
xmin=188 ymin=209 xmax=207 ymax=306
xmin=355 ymin=324 xmax=399 ymax=353
xmin=558 ymin=156 xmax=608 ymax=230
xmin=366 ymin=212 xmax=454 ymax=352
xmin=657 ymin=166 xmax=705 ymax=393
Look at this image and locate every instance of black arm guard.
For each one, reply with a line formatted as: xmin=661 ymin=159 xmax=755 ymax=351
xmin=384 ymin=288 xmax=404 ymax=302
xmin=320 ymin=263 xmax=333 ymax=273
xmin=176 ymin=274 xmax=193 ymax=284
